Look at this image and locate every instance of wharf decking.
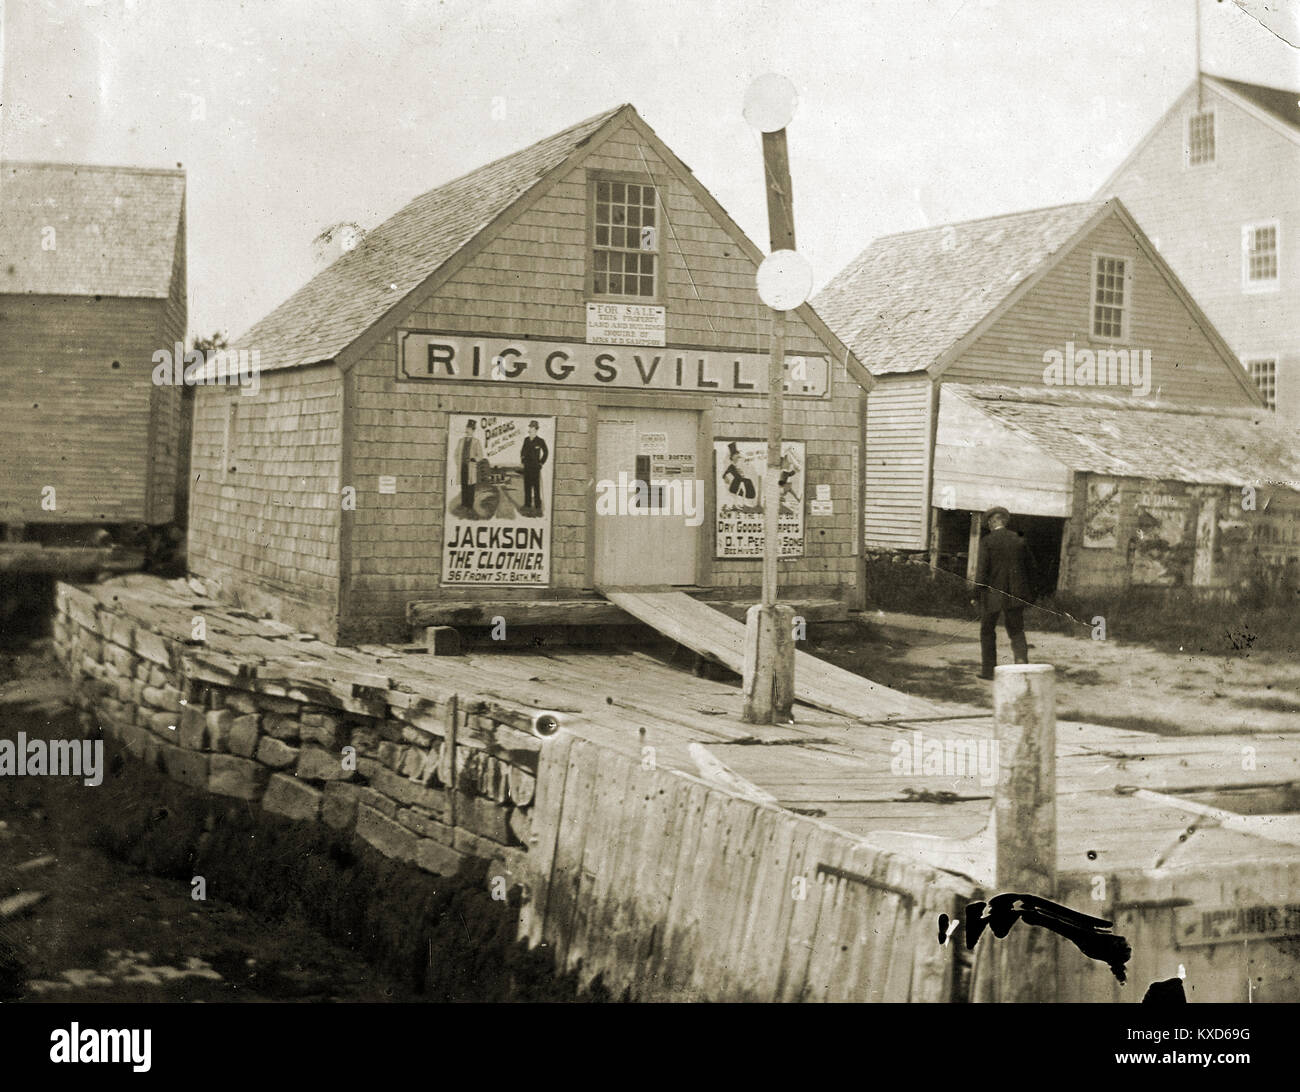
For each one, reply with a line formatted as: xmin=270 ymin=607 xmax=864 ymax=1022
xmin=75 ymin=576 xmax=1300 ymax=887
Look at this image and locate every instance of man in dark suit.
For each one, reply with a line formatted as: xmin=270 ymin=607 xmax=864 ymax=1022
xmin=972 ymin=506 xmax=1031 ymax=679
xmin=520 ymin=420 xmax=548 ymax=516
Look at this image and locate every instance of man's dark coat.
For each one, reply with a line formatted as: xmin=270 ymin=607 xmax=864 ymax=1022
xmin=976 ymin=527 xmax=1033 ymax=615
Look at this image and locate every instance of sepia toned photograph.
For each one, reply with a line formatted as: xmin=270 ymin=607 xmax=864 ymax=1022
xmin=0 ymin=0 xmax=1297 ymax=1064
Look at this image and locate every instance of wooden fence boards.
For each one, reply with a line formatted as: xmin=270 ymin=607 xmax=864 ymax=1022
xmin=518 ymin=732 xmax=572 ymax=948
xmin=519 ymin=734 xmax=976 ymax=1001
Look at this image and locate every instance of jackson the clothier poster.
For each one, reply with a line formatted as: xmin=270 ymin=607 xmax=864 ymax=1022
xmin=443 ymin=413 xmax=556 ymax=586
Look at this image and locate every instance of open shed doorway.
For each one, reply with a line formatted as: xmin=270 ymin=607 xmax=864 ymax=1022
xmin=935 ymin=508 xmax=1064 ymax=598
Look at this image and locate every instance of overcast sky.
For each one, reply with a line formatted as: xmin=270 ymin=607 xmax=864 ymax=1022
xmin=3 ymin=0 xmax=1297 ymax=340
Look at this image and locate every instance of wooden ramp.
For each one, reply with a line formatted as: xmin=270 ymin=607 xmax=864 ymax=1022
xmin=598 ymin=587 xmax=941 ymax=723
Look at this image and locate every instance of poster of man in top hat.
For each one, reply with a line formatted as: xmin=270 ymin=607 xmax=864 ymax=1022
xmin=713 ymin=438 xmax=805 ymax=558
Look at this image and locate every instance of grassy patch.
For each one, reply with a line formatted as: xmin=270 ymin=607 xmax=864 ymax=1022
xmin=862 ymin=554 xmax=1300 ymax=657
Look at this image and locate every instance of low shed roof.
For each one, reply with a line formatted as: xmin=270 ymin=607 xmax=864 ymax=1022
xmin=944 ymin=384 xmax=1300 ymax=490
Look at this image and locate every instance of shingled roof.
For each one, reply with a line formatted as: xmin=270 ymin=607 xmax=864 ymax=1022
xmin=944 ymin=384 xmax=1300 ymax=489
xmin=233 ymin=104 xmax=626 ymax=372
xmin=1208 ymin=75 xmax=1300 ymax=137
xmin=1 ymin=161 xmax=185 ymax=298
xmin=814 ymin=200 xmax=1107 ymax=376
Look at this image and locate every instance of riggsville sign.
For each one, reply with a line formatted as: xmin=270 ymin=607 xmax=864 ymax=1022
xmin=397 ymin=330 xmax=830 ymax=397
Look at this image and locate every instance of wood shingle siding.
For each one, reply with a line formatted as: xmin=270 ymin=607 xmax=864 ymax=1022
xmin=342 ymin=118 xmax=861 ymax=639
xmin=190 ymin=106 xmax=868 ymax=643
xmin=188 ymin=364 xmax=343 ymax=637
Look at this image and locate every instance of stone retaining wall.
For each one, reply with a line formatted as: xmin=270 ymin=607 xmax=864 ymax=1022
xmin=50 ymin=583 xmax=533 ymax=887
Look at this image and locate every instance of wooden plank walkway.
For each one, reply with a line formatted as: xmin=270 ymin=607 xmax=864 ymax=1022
xmin=599 ymin=586 xmax=943 ymax=722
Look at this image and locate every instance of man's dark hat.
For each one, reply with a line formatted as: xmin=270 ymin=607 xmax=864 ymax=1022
xmin=727 ymin=441 xmax=740 ymax=456
xmin=985 ymin=506 xmax=1011 ymax=522
xmin=528 ymin=420 xmax=539 ymax=429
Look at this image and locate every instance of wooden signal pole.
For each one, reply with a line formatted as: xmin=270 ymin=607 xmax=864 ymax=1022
xmin=742 ymin=126 xmax=798 ymax=724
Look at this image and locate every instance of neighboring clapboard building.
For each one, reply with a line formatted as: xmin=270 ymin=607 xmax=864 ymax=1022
xmin=0 ymin=161 xmax=187 ymax=570
xmin=1096 ymin=74 xmax=1300 ymax=429
xmin=191 ymin=104 xmax=870 ymax=643
xmin=815 ymin=197 xmax=1300 ymax=594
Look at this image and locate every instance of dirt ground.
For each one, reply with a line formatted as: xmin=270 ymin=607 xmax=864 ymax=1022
xmin=808 ymin=610 xmax=1300 ymax=735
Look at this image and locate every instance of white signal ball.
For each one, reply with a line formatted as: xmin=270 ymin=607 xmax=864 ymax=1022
xmin=743 ymin=73 xmax=798 ymax=133
xmin=756 ymin=250 xmax=813 ymax=311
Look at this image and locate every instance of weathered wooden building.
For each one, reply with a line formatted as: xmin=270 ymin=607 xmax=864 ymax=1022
xmin=815 ymin=197 xmax=1300 ymax=592
xmin=0 ymin=161 xmax=187 ymax=571
xmin=934 ymin=384 xmax=1300 ymax=592
xmin=191 ymin=105 xmax=870 ymax=643
xmin=1097 ymin=75 xmax=1300 ymax=429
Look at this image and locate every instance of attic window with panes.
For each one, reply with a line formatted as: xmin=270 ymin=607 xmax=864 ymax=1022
xmin=1242 ymin=222 xmax=1279 ymax=290
xmin=1186 ymin=110 xmax=1215 ymax=166
xmin=590 ymin=175 xmax=658 ymax=299
xmin=1247 ymin=358 xmax=1277 ymax=410
xmin=1091 ymin=254 xmax=1131 ymax=341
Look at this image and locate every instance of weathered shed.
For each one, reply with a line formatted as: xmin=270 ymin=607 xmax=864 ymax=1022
xmin=0 ymin=161 xmax=187 ymax=567
xmin=190 ymin=105 xmax=870 ymax=643
xmin=814 ymin=197 xmax=1288 ymax=592
xmin=933 ymin=384 xmax=1300 ymax=592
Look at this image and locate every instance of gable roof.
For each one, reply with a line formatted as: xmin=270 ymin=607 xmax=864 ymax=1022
xmin=814 ymin=200 xmax=1106 ymax=376
xmin=235 ymin=105 xmax=624 ymax=373
xmin=1 ymin=161 xmax=185 ymax=298
xmin=1210 ymin=76 xmax=1300 ymax=136
xmin=814 ymin=196 xmax=1262 ymax=402
xmin=231 ymin=104 xmax=870 ymax=389
xmin=944 ymin=384 xmax=1300 ymax=490
xmin=1096 ymin=75 xmax=1300 ymax=196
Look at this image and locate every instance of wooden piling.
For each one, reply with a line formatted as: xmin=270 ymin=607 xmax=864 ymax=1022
xmin=992 ymin=663 xmax=1057 ymax=1002
xmin=742 ymin=603 xmax=794 ymax=723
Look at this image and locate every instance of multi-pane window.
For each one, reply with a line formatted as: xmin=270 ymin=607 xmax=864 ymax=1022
xmin=592 ymin=178 xmax=658 ymax=298
xmin=1247 ymin=357 xmax=1277 ymax=410
xmin=1186 ymin=111 xmax=1215 ymax=166
xmin=1243 ymin=222 xmax=1279 ymax=288
xmin=1091 ymin=255 xmax=1129 ymax=340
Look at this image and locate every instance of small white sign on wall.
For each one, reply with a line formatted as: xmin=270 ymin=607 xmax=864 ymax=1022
xmin=810 ymin=499 xmax=832 ymax=516
xmin=586 ymin=302 xmax=666 ymax=346
xmin=815 ymin=484 xmax=831 ymax=501
xmin=378 ymin=476 xmax=397 ymax=495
